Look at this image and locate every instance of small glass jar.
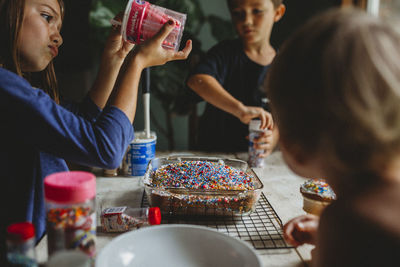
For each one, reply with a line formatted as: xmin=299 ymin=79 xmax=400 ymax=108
xmin=248 ymin=119 xmax=265 ymax=168
xmin=102 ymin=168 xmax=119 ymax=177
xmin=101 ymin=206 xmax=161 ymax=232
xmin=6 ymin=222 xmax=38 ymax=267
xmin=44 ymin=171 xmax=96 ymax=258
xmin=46 ymin=250 xmax=91 ymax=267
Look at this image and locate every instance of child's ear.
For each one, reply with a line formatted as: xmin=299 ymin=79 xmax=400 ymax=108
xmin=274 ymin=4 xmax=286 ymax=22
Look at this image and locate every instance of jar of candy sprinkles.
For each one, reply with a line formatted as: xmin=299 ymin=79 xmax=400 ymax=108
xmin=44 ymin=171 xmax=96 ymax=258
xmin=6 ymin=222 xmax=38 ymax=267
xmin=248 ymin=119 xmax=265 ymax=168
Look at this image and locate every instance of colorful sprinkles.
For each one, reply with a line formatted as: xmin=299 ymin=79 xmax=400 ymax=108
xmin=47 ymin=206 xmax=92 ymax=228
xmin=152 ymin=161 xmax=255 ymax=190
xmin=46 ymin=205 xmax=96 ymax=257
xmin=300 ymin=179 xmax=336 ymax=200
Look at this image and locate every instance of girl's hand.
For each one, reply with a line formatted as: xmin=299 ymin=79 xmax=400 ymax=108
xmin=283 ymin=214 xmax=319 ymax=247
xmin=251 ymin=126 xmax=279 ymax=158
xmin=132 ymin=20 xmax=192 ymax=69
xmin=102 ymin=13 xmax=135 ymax=63
xmin=237 ymin=106 xmax=273 ymax=129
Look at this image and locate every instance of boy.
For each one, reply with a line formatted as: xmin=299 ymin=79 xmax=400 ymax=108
xmin=187 ymin=0 xmax=284 ymax=154
xmin=267 ymin=8 xmax=400 ymax=266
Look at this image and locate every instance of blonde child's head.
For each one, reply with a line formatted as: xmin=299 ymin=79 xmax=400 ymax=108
xmin=266 ymin=9 xmax=400 ymax=188
xmin=0 ymin=0 xmax=64 ymax=101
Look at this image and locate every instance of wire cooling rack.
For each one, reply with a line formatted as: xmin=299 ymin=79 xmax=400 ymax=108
xmin=141 ymin=192 xmax=292 ymax=250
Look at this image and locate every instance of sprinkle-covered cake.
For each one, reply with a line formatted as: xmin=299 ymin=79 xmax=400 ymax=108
xmin=152 ymin=161 xmax=256 ymax=190
xmin=300 ymin=179 xmax=336 ymax=215
xmin=146 ymin=160 xmax=262 ymax=216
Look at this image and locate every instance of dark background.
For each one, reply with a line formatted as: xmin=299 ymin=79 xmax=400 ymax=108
xmin=54 ymin=0 xmax=341 ymax=150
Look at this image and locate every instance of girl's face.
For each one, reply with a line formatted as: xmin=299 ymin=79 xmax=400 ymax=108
xmin=229 ymin=0 xmax=283 ymax=46
xmin=18 ymin=0 xmax=63 ymax=72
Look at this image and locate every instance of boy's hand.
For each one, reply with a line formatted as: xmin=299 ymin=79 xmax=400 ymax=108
xmin=251 ymin=127 xmax=279 ymax=158
xmin=237 ymin=106 xmax=273 ymax=129
xmin=283 ymin=214 xmax=319 ymax=247
xmin=133 ymin=20 xmax=192 ymax=69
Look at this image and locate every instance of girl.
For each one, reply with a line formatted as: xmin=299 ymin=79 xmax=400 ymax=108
xmin=266 ymin=8 xmax=400 ymax=266
xmin=0 ymin=0 xmax=191 ymax=260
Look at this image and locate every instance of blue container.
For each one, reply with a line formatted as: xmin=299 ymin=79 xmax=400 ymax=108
xmin=123 ymin=131 xmax=157 ymax=176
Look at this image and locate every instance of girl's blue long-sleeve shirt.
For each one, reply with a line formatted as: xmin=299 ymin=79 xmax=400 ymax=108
xmin=0 ymin=67 xmax=134 ymax=252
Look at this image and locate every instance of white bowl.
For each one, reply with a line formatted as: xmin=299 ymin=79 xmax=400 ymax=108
xmin=96 ymin=224 xmax=261 ymax=267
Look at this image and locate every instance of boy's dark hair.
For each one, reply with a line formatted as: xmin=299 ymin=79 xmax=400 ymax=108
xmin=227 ymin=0 xmax=283 ymax=9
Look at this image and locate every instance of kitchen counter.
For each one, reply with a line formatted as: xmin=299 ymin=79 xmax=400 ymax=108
xmin=36 ymin=151 xmax=313 ymax=266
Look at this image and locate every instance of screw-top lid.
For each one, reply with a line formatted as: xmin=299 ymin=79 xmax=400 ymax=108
xmin=148 ymin=207 xmax=161 ymax=225
xmin=7 ymin=222 xmax=35 ymax=241
xmin=44 ymin=171 xmax=96 ymax=204
xmin=249 ymin=119 xmax=262 ymax=131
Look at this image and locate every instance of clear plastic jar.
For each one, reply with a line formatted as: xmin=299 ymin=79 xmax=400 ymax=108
xmin=46 ymin=250 xmax=91 ymax=267
xmin=248 ymin=119 xmax=265 ymax=168
xmin=44 ymin=171 xmax=96 ymax=258
xmin=102 ymin=168 xmax=119 ymax=177
xmin=101 ymin=206 xmax=161 ymax=232
xmin=6 ymin=222 xmax=38 ymax=267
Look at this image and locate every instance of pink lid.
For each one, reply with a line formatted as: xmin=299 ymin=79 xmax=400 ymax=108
xmin=44 ymin=171 xmax=96 ymax=204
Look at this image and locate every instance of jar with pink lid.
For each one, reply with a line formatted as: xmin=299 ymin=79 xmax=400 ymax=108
xmin=44 ymin=171 xmax=96 ymax=258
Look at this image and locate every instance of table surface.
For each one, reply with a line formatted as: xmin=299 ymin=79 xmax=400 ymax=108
xmin=36 ymin=151 xmax=313 ymax=267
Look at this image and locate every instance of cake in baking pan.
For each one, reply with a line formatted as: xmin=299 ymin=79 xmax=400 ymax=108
xmin=143 ymin=157 xmax=264 ymax=216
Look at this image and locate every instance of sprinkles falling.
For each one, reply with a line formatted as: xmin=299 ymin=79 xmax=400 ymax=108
xmin=152 ymin=161 xmax=255 ymax=190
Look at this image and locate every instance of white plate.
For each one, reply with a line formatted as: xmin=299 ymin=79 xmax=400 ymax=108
xmin=96 ymin=224 xmax=261 ymax=267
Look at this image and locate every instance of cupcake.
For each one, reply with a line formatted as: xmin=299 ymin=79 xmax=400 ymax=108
xmin=300 ymin=179 xmax=336 ymax=215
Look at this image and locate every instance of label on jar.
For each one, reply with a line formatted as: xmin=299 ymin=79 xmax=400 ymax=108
xmin=122 ymin=131 xmax=157 ymax=176
xmin=102 ymin=206 xmax=127 ymax=216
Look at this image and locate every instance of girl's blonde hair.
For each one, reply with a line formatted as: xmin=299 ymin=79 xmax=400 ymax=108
xmin=0 ymin=0 xmax=64 ymax=103
xmin=266 ymin=8 xmax=400 ymax=179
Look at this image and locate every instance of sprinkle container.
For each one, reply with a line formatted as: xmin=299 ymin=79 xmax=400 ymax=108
xmin=248 ymin=119 xmax=265 ymax=168
xmin=143 ymin=156 xmax=264 ymax=216
xmin=6 ymin=222 xmax=38 ymax=266
xmin=101 ymin=206 xmax=161 ymax=232
xmin=121 ymin=131 xmax=157 ymax=177
xmin=120 ymin=0 xmax=186 ymax=51
xmin=44 ymin=171 xmax=96 ymax=258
